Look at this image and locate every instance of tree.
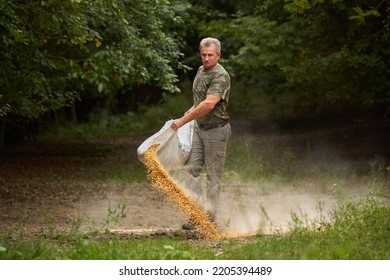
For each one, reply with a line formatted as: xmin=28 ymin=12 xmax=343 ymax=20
xmin=202 ymin=0 xmax=389 ymax=109
xmin=0 ymin=0 xmax=189 ymax=119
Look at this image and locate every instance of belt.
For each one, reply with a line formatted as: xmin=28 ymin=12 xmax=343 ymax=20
xmin=198 ymin=120 xmax=229 ymax=130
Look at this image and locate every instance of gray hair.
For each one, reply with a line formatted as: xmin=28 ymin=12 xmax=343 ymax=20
xmin=199 ymin=37 xmax=221 ymax=54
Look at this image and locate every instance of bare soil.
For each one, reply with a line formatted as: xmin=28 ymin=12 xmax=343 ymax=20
xmin=1 ymin=116 xmax=389 ymax=241
xmin=0 ymin=134 xmax=187 ymax=240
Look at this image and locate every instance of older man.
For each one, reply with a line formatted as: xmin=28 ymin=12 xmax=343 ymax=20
xmin=171 ymin=37 xmax=231 ymax=229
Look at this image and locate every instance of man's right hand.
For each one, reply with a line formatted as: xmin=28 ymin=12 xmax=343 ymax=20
xmin=170 ymin=119 xmax=183 ymax=131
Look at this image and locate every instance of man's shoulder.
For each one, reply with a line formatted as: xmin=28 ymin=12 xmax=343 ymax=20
xmin=196 ymin=65 xmax=230 ymax=82
xmin=214 ymin=65 xmax=230 ymax=84
xmin=198 ymin=64 xmax=229 ymax=74
xmin=215 ymin=64 xmax=230 ymax=77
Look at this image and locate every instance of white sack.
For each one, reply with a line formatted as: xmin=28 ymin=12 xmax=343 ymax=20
xmin=137 ymin=120 xmax=194 ymax=170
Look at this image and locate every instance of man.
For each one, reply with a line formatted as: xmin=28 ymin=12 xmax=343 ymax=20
xmin=170 ymin=37 xmax=231 ymax=230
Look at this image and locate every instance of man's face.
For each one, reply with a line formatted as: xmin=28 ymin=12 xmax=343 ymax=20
xmin=200 ymin=45 xmax=220 ymax=70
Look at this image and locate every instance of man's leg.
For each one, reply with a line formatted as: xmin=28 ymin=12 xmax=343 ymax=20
xmin=202 ymin=124 xmax=231 ymax=222
xmin=185 ymin=126 xmax=204 ymax=203
xmin=182 ymin=126 xmax=205 ymax=230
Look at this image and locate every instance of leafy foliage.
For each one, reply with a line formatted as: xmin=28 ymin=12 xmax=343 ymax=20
xmin=0 ymin=0 xmax=188 ymax=118
xmin=201 ymin=0 xmax=389 ymax=108
xmin=1 ymin=0 xmax=389 ymax=139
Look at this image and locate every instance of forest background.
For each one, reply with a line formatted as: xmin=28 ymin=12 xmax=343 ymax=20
xmin=0 ymin=0 xmax=389 ymax=143
xmin=0 ymin=0 xmax=390 ymax=261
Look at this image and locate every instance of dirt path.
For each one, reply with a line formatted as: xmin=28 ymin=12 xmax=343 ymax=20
xmin=0 ymin=117 xmax=388 ymax=240
xmin=0 ymin=134 xmax=188 ymax=239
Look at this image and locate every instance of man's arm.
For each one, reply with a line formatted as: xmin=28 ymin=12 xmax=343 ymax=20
xmin=170 ymin=94 xmax=221 ymax=131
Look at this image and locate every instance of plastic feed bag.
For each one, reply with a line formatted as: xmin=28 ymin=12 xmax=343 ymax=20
xmin=137 ymin=120 xmax=194 ymax=170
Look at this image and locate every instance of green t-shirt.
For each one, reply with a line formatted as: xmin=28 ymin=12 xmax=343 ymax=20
xmin=192 ymin=64 xmax=231 ymax=125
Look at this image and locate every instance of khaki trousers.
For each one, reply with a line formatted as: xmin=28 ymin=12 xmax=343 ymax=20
xmin=185 ymin=122 xmax=231 ymax=220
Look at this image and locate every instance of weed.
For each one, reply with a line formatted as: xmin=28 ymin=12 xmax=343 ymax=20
xmin=102 ymin=203 xmax=128 ymax=229
xmin=0 ymin=191 xmax=388 ymax=260
xmin=158 ymin=245 xmax=195 ymax=260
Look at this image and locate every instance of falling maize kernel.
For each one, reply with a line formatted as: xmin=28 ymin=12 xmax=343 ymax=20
xmin=143 ymin=144 xmax=222 ymax=239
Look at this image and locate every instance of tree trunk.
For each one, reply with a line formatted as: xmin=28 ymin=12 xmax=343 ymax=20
xmin=70 ymin=103 xmax=78 ymax=123
xmin=0 ymin=117 xmax=5 ymax=149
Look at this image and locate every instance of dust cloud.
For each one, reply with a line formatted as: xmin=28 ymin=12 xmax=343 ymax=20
xmin=80 ymin=122 xmax=377 ymax=236
xmin=80 ymin=181 xmax=341 ymax=236
xmin=217 ymin=184 xmax=337 ymax=234
xmin=167 ymin=168 xmax=340 ymax=235
xmin=170 ymin=168 xmax=338 ymax=235
xmin=79 ymin=153 xmax=372 ymax=237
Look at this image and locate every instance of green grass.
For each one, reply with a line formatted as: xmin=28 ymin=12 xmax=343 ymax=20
xmin=47 ymin=91 xmax=192 ymax=139
xmin=1 ymin=191 xmax=389 ymax=260
xmin=3 ymin=87 xmax=389 ymax=260
xmin=107 ymin=160 xmax=147 ymax=183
